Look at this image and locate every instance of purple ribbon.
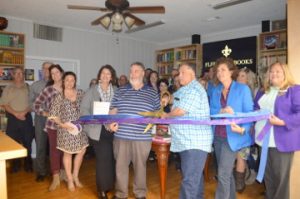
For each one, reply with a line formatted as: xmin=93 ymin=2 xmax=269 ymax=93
xmin=77 ymin=112 xmax=270 ymax=126
xmin=256 ymin=121 xmax=272 ymax=142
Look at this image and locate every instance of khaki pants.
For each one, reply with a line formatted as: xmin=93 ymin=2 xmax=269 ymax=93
xmin=113 ymin=139 xmax=152 ymax=198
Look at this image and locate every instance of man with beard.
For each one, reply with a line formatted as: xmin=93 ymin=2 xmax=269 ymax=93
xmin=109 ymin=62 xmax=160 ymax=199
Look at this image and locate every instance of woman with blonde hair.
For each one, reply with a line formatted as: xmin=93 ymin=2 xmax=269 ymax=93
xmin=254 ymin=62 xmax=300 ymax=199
xmin=235 ymin=67 xmax=258 ymax=192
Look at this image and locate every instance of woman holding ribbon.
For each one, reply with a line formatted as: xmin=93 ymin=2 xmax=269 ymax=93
xmin=209 ymin=57 xmax=253 ymax=199
xmin=254 ymin=62 xmax=300 ymax=199
xmin=49 ymin=71 xmax=88 ymax=191
xmin=80 ymin=65 xmax=117 ymax=199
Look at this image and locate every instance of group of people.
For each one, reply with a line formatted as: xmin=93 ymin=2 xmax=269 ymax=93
xmin=1 ymin=57 xmax=299 ymax=199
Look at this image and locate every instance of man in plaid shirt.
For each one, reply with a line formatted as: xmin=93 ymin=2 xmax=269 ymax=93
xmin=162 ymin=63 xmax=213 ymax=199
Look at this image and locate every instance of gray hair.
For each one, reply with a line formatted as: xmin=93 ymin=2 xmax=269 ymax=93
xmin=131 ymin=62 xmax=145 ymax=70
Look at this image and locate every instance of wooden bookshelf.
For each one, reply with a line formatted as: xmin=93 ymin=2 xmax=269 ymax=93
xmin=155 ymin=44 xmax=202 ymax=78
xmin=0 ymin=31 xmax=25 ymax=82
xmin=258 ymin=29 xmax=287 ymax=74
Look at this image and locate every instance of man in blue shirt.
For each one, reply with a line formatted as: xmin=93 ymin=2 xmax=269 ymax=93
xmin=109 ymin=62 xmax=160 ymax=199
xmin=162 ymin=63 xmax=213 ymax=199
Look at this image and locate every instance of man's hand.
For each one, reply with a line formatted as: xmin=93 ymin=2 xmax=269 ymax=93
xmin=160 ymin=112 xmax=169 ymax=119
xmin=14 ymin=112 xmax=26 ymax=120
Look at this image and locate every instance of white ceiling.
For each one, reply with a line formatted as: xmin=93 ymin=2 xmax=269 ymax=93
xmin=1 ymin=0 xmax=286 ymax=44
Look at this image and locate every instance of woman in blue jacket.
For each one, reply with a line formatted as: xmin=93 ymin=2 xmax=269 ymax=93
xmin=209 ymin=57 xmax=253 ymax=199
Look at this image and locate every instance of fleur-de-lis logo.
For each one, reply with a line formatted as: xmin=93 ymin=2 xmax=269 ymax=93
xmin=222 ymin=45 xmax=232 ymax=57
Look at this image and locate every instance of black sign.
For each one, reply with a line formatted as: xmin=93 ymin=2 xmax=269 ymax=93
xmin=203 ymin=36 xmax=257 ymax=73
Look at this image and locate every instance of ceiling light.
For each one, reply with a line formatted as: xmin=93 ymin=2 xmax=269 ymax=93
xmin=99 ymin=16 xmax=111 ymax=30
xmin=111 ymin=12 xmax=123 ymax=32
xmin=124 ymin=16 xmax=135 ymax=29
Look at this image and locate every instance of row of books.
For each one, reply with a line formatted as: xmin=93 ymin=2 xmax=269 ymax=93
xmin=0 ymin=50 xmax=24 ymax=64
xmin=158 ymin=64 xmax=173 ymax=76
xmin=0 ymin=34 xmax=24 ymax=48
xmin=156 ymin=51 xmax=174 ymax=62
xmin=260 ymin=54 xmax=287 ymax=68
xmin=175 ymin=50 xmax=197 ymax=60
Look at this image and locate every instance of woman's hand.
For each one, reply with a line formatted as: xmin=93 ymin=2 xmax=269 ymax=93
xmin=269 ymin=115 xmax=285 ymax=126
xmin=60 ymin=123 xmax=75 ymax=131
xmin=230 ymin=123 xmax=245 ymax=134
xmin=48 ymin=116 xmax=62 ymax=125
xmin=220 ymin=106 xmax=234 ymax=114
xmin=109 ymin=122 xmax=119 ymax=133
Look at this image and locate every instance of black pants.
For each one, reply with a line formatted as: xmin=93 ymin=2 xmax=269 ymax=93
xmin=91 ymin=126 xmax=115 ymax=192
xmin=6 ymin=112 xmax=34 ymax=168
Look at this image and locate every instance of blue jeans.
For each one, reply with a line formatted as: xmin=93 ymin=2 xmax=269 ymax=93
xmin=179 ymin=149 xmax=208 ymax=199
xmin=214 ymin=136 xmax=237 ymax=199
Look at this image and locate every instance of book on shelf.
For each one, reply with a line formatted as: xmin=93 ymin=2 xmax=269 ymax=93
xmin=260 ymin=54 xmax=287 ymax=67
xmin=0 ymin=33 xmax=23 ymax=48
xmin=156 ymin=51 xmax=174 ymax=62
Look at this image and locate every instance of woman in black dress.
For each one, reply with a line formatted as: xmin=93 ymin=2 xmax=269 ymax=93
xmin=80 ymin=65 xmax=117 ymax=199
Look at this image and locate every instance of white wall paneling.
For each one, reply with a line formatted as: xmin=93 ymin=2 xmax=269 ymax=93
xmin=25 ymin=55 xmax=80 ymax=85
xmin=6 ymin=17 xmax=156 ymax=89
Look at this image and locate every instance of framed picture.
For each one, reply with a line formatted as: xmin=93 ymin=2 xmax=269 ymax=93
xmin=25 ymin=68 xmax=34 ymax=81
xmin=264 ymin=34 xmax=279 ymax=50
xmin=0 ymin=67 xmax=14 ymax=80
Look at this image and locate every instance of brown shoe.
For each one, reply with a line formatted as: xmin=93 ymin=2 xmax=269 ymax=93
xmin=235 ymin=171 xmax=246 ymax=193
xmin=48 ymin=174 xmax=60 ymax=191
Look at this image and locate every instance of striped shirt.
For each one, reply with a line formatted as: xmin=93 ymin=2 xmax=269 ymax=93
xmin=33 ymin=85 xmax=60 ymax=130
xmin=170 ymin=80 xmax=213 ymax=153
xmin=111 ymin=84 xmax=160 ymax=141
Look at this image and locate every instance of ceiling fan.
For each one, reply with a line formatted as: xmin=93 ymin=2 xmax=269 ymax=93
xmin=67 ymin=0 xmax=165 ymax=32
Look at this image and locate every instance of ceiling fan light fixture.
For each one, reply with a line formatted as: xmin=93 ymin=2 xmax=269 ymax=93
xmin=112 ymin=23 xmax=123 ymax=32
xmin=124 ymin=16 xmax=135 ymax=29
xmin=111 ymin=12 xmax=123 ymax=24
xmin=100 ymin=16 xmax=111 ymax=29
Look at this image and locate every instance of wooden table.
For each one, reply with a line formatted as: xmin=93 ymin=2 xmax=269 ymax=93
xmin=151 ymin=141 xmax=171 ymax=199
xmin=152 ymin=141 xmax=211 ymax=199
xmin=0 ymin=132 xmax=27 ymax=199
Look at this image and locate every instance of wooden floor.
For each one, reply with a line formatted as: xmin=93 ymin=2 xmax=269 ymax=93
xmin=7 ymin=157 xmax=264 ymax=199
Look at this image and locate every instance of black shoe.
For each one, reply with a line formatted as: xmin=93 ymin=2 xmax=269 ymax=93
xmin=24 ymin=158 xmax=33 ymax=172
xmin=10 ymin=160 xmax=21 ymax=173
xmin=36 ymin=174 xmax=46 ymax=182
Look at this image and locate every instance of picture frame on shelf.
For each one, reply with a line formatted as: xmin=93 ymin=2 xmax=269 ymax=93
xmin=0 ymin=67 xmax=14 ymax=80
xmin=263 ymin=34 xmax=279 ymax=50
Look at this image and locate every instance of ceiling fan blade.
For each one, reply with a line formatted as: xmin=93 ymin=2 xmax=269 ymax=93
xmin=91 ymin=14 xmax=110 ymax=26
xmin=67 ymin=5 xmax=109 ymax=12
xmin=127 ymin=6 xmax=165 ymax=14
xmin=123 ymin=13 xmax=145 ymax=26
xmin=125 ymin=20 xmax=165 ymax=34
